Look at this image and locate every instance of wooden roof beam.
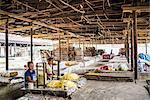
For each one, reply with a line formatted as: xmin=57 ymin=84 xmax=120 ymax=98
xmin=20 ymin=0 xmax=101 ymax=18
xmin=67 ymin=17 xmax=82 ymax=27
xmin=58 ymin=0 xmax=85 ymax=14
xmin=33 ymin=32 xmax=65 ymax=38
xmin=0 ymin=25 xmax=39 ymax=33
xmin=122 ymin=6 xmax=150 ymax=13
xmin=123 ymin=29 xmax=150 ymax=33
xmin=42 ymin=35 xmax=73 ymax=39
xmin=12 ymin=0 xmax=40 ymax=12
xmin=51 ymin=23 xmax=79 ymax=28
xmin=0 ymin=10 xmax=76 ymax=36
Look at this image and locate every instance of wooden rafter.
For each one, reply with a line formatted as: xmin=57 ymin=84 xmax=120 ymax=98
xmin=0 ymin=10 xmax=76 ymax=36
xmin=0 ymin=25 xmax=39 ymax=32
xmin=122 ymin=5 xmax=150 ymax=12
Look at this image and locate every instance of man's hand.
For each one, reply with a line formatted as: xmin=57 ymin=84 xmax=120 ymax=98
xmin=27 ymin=76 xmax=36 ymax=83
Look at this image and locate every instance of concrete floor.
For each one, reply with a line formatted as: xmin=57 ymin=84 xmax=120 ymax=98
xmin=71 ymin=80 xmax=150 ymax=100
xmin=16 ymin=80 xmax=150 ymax=100
xmin=0 ymin=82 xmax=24 ymax=100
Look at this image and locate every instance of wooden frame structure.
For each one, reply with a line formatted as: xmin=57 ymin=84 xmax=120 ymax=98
xmin=0 ymin=0 xmax=149 ymax=43
xmin=0 ymin=0 xmax=149 ymax=79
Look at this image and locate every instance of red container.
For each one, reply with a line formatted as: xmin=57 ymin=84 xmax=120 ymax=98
xmin=102 ymin=54 xmax=110 ymax=59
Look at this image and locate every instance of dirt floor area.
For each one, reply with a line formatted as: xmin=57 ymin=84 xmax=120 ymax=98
xmin=71 ymin=80 xmax=150 ymax=100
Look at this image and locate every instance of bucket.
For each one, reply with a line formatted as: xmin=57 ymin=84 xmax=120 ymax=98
xmin=28 ymin=82 xmax=34 ymax=89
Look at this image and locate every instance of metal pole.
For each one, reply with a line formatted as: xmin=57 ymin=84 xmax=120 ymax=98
xmin=5 ymin=18 xmax=9 ymax=70
xmin=30 ymin=23 xmax=33 ymax=62
xmin=133 ymin=11 xmax=138 ymax=80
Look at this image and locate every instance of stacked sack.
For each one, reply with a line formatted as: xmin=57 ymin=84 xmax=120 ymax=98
xmin=0 ymin=71 xmax=18 ymax=77
xmin=46 ymin=73 xmax=80 ymax=90
xmin=46 ymin=80 xmax=77 ymax=90
xmin=65 ymin=61 xmax=77 ymax=67
xmin=61 ymin=73 xmax=79 ymax=80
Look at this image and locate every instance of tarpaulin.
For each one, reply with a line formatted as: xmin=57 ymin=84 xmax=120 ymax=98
xmin=139 ymin=53 xmax=150 ymax=61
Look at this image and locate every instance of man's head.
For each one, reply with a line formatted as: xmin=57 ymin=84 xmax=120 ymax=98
xmin=47 ymin=57 xmax=53 ymax=65
xmin=27 ymin=61 xmax=34 ymax=70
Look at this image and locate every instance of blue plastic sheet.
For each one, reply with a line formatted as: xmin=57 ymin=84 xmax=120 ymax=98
xmin=139 ymin=53 xmax=150 ymax=61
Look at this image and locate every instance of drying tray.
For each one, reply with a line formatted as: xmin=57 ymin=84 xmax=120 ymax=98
xmin=0 ymin=76 xmax=24 ymax=85
xmin=21 ymin=87 xmax=76 ymax=98
xmin=84 ymin=71 xmax=134 ymax=82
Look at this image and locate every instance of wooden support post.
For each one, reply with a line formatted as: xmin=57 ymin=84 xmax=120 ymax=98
xmin=5 ymin=18 xmax=9 ymax=70
xmin=14 ymin=43 xmax=16 ymax=57
xmin=145 ymin=39 xmax=147 ymax=54
xmin=0 ymin=43 xmax=1 ymax=57
xmin=59 ymin=35 xmax=61 ymax=61
xmin=36 ymin=63 xmax=38 ymax=88
xmin=92 ymin=39 xmax=93 ymax=47
xmin=30 ymin=23 xmax=33 ymax=62
xmin=79 ymin=38 xmax=80 ymax=48
xmin=57 ymin=60 xmax=60 ymax=80
xmin=67 ymin=38 xmax=69 ymax=61
xmin=127 ymin=33 xmax=130 ymax=63
xmin=131 ymin=24 xmax=134 ymax=71
xmin=125 ymin=33 xmax=130 ymax=63
xmin=96 ymin=39 xmax=98 ymax=50
xmin=83 ymin=41 xmax=85 ymax=67
xmin=43 ymin=62 xmax=46 ymax=88
xmin=133 ymin=10 xmax=138 ymax=80
xmin=125 ymin=38 xmax=127 ymax=53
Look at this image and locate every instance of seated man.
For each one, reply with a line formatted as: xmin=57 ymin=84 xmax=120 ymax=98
xmin=24 ymin=61 xmax=36 ymax=88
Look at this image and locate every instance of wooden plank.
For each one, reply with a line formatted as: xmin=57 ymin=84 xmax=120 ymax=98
xmin=123 ymin=29 xmax=150 ymax=33
xmin=122 ymin=6 xmax=150 ymax=12
xmin=84 ymin=72 xmax=134 ymax=82
xmin=0 ymin=25 xmax=39 ymax=33
xmin=51 ymin=23 xmax=79 ymax=28
xmin=21 ymin=88 xmax=68 ymax=97
xmin=12 ymin=0 xmax=40 ymax=12
xmin=33 ymin=32 xmax=65 ymax=37
xmin=67 ymin=17 xmax=82 ymax=26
